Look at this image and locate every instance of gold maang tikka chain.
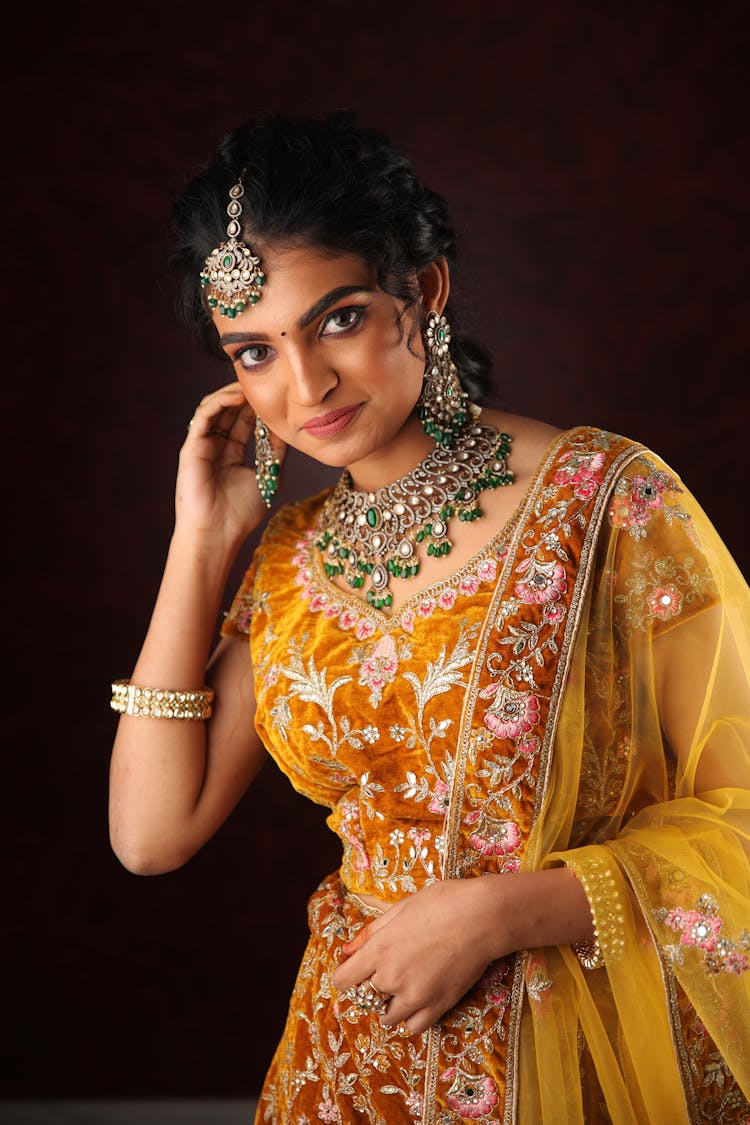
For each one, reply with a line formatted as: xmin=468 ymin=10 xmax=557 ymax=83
xmin=315 ymin=422 xmax=513 ymax=609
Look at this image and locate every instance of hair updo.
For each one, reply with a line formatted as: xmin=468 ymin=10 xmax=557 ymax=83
xmin=171 ymin=110 xmax=493 ymax=404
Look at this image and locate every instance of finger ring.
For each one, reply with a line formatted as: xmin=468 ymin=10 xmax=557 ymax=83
xmin=343 ymin=979 xmax=391 ymax=1015
xmin=188 ymin=417 xmax=195 ymax=428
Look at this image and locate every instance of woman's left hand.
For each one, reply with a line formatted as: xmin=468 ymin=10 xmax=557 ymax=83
xmin=332 ymin=878 xmax=510 ymax=1035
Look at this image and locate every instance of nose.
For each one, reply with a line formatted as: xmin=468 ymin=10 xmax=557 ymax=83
xmin=286 ymin=347 xmax=339 ymax=406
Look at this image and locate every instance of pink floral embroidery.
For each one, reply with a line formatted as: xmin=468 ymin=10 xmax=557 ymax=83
xmin=405 ymin=1091 xmax=423 ymax=1117
xmin=480 ymin=960 xmax=511 ymax=1006
xmin=309 ymin=593 xmax=328 ymax=613
xmin=428 ymin=780 xmax=451 ymax=815
xmin=316 ymin=1101 xmax=340 ymax=1123
xmin=481 ymin=685 xmax=540 ymax=739
xmin=459 ymin=575 xmax=481 ymax=597
xmin=647 ymin=584 xmax=683 ymax=621
xmin=355 ymin=618 xmax=376 ymax=641
xmin=666 ymin=907 xmax=723 ymax=950
xmin=477 ymin=558 xmax=497 ymax=583
xmin=417 ymin=597 xmax=436 ymax=618
xmin=339 ymin=609 xmax=359 ymax=630
xmin=554 ymin=450 xmax=605 ymax=500
xmin=443 ymin=1068 xmax=500 ymax=1119
xmin=438 ymin=587 xmax=458 ymax=611
xmin=514 ymin=558 xmax=567 ymax=605
xmin=609 ymin=469 xmax=675 ymax=533
xmin=517 ymin=734 xmax=539 ymax=757
xmin=339 ymin=799 xmax=371 ymax=871
xmin=466 ymin=809 xmax=522 ymax=856
xmin=401 ymin=610 xmax=416 ymax=633
xmin=233 ymin=602 xmax=253 ymax=632
xmin=658 ymin=894 xmax=750 ymax=976
xmin=358 ymin=635 xmax=399 ymax=706
xmin=543 ymin=601 xmax=566 ymax=624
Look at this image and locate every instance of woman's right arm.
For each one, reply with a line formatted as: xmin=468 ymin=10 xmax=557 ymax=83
xmin=108 ymin=382 xmax=283 ymax=875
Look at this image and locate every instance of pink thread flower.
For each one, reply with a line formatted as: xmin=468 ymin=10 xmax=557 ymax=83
xmin=554 ymin=450 xmax=605 ymax=500
xmin=517 ymin=735 xmax=539 ymax=757
xmin=309 ymin=593 xmax=328 ymax=613
xmin=338 ymin=609 xmax=359 ymax=630
xmin=443 ymin=1069 xmax=499 ymax=1119
xmin=417 ymin=597 xmax=436 ymax=618
xmin=665 ymin=907 xmax=723 ymax=951
xmin=428 ymin=779 xmax=451 ymax=815
xmin=647 ymin=584 xmax=683 ymax=621
xmin=459 ymin=575 xmax=481 ymax=597
xmin=438 ymin=587 xmax=458 ymax=611
xmin=358 ymin=635 xmax=399 ymax=702
xmin=483 ymin=687 xmax=540 ymax=739
xmin=355 ymin=619 xmax=376 ymax=641
xmin=514 ymin=558 xmax=567 ymax=605
xmin=480 ymin=960 xmax=511 ymax=1005
xmin=466 ymin=809 xmax=522 ymax=856
xmin=544 ymin=601 xmax=566 ymax=624
xmin=477 ymin=558 xmax=497 ymax=583
xmin=401 ymin=610 xmax=416 ymax=633
xmin=316 ymin=1101 xmax=340 ymax=1123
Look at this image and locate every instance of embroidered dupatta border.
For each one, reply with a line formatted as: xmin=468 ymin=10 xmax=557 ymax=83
xmin=421 ymin=428 xmax=645 ymax=1125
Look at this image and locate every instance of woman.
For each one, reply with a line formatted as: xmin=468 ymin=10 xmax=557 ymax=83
xmin=109 ymin=111 xmax=750 ymax=1123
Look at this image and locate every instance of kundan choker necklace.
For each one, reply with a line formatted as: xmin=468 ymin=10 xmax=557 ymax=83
xmin=315 ymin=421 xmax=513 ymax=609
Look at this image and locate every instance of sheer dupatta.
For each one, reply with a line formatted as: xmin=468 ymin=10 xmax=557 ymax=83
xmin=531 ymin=454 xmax=750 ymax=1123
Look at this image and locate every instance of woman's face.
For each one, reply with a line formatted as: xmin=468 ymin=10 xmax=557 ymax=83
xmin=211 ymin=244 xmax=436 ymax=485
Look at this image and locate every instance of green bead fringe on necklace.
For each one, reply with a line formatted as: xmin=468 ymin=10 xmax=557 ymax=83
xmin=315 ymin=425 xmax=513 ymax=610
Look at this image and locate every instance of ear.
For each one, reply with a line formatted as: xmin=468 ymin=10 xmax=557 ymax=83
xmin=418 ymin=258 xmax=450 ymax=314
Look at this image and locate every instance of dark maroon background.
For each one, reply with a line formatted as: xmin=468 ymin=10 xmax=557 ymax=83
xmin=3 ymin=0 xmax=748 ymax=1099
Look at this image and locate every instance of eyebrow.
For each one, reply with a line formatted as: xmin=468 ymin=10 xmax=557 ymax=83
xmin=219 ymin=284 xmax=375 ymax=345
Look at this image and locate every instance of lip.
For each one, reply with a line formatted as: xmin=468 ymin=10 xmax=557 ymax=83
xmin=302 ymin=404 xmax=362 ymax=437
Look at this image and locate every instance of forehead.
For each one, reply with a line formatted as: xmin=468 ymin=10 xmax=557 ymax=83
xmin=209 ymin=244 xmax=377 ymax=336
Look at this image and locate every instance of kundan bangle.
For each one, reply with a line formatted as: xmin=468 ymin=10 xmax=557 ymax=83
xmin=110 ymin=679 xmax=214 ymax=720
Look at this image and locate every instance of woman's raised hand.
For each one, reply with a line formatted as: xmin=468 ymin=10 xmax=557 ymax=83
xmin=176 ymin=382 xmax=285 ymax=546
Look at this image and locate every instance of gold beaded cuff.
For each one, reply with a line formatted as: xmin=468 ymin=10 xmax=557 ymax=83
xmin=567 ymin=854 xmax=626 ymax=970
xmin=110 ymin=679 xmax=214 ymax=720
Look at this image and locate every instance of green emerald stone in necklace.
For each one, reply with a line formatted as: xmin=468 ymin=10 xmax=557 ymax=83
xmin=314 ymin=422 xmax=514 ymax=610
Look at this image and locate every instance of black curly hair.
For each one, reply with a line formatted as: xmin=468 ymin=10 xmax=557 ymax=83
xmin=171 ymin=109 xmax=492 ymax=403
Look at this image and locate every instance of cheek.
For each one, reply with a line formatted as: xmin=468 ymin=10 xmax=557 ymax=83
xmin=235 ymin=375 xmax=278 ymax=419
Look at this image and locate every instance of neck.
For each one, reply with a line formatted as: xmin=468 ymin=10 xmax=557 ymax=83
xmin=345 ymin=413 xmax=452 ymax=492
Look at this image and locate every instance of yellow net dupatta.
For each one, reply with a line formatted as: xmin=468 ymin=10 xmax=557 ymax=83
xmin=534 ymin=444 xmax=750 ymax=1122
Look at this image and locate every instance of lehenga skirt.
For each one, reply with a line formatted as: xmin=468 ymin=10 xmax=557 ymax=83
xmin=253 ymin=871 xmax=518 ymax=1125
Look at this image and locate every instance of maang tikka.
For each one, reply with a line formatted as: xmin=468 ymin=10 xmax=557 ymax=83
xmin=200 ymin=175 xmax=265 ymax=318
xmin=418 ymin=310 xmax=470 ymax=448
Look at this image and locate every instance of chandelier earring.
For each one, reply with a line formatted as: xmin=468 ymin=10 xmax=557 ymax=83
xmin=254 ymin=418 xmax=281 ymax=507
xmin=417 ymin=310 xmax=470 ymax=449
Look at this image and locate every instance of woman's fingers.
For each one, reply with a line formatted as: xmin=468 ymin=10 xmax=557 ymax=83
xmin=187 ymin=383 xmax=249 ymax=438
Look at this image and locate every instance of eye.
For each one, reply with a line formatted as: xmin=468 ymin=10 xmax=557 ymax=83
xmin=320 ymin=305 xmax=365 ymax=336
xmin=235 ymin=343 xmax=273 ymax=370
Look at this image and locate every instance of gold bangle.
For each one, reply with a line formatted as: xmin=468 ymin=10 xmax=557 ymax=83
xmin=572 ymin=935 xmax=605 ymax=970
xmin=110 ymin=679 xmax=214 ymax=720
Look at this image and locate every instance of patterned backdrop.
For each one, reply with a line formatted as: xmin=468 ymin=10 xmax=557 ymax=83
xmin=4 ymin=0 xmax=749 ymax=1099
